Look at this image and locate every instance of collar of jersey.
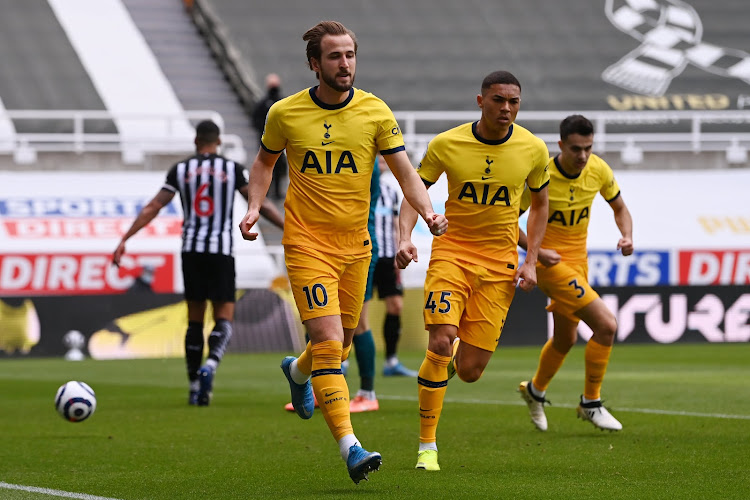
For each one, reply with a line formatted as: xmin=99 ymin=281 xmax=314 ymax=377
xmin=309 ymin=86 xmax=354 ymax=110
xmin=554 ymin=155 xmax=582 ymax=179
xmin=472 ymin=121 xmax=513 ymax=145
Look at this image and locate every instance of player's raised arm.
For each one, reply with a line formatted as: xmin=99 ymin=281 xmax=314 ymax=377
xmin=239 ymin=148 xmax=281 ymax=241
xmin=609 ymin=195 xmax=634 ymax=256
xmin=383 ymin=150 xmax=447 ymax=236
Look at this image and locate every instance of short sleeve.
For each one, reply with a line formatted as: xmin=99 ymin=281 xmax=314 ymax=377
xmin=260 ymin=101 xmax=286 ymax=154
xmin=600 ymin=162 xmax=621 ymax=202
xmin=235 ymin=162 xmax=249 ymax=190
xmin=519 ymin=185 xmax=531 ymax=213
xmin=527 ymin=142 xmax=551 ymax=191
xmin=163 ymin=164 xmax=179 ymax=193
xmin=374 ymin=102 xmax=406 ymax=155
xmin=416 ymin=139 xmax=444 ymax=185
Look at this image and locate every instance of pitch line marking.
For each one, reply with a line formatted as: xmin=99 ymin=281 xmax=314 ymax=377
xmin=378 ymin=395 xmax=750 ymax=420
xmin=0 ymin=482 xmax=125 ymax=500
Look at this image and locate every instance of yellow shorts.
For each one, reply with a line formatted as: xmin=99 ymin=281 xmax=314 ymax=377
xmin=284 ymin=245 xmax=371 ymax=329
xmin=536 ymin=260 xmax=599 ymax=321
xmin=423 ymin=259 xmax=516 ymax=352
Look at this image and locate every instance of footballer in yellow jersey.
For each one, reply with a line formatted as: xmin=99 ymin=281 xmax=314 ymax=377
xmin=238 ymin=21 xmax=446 ymax=484
xmin=522 ymin=154 xmax=620 ymax=264
xmin=420 ymin=121 xmax=549 ymax=276
xmin=262 ymin=86 xmax=405 ymax=255
xmin=398 ymin=71 xmax=549 ymax=472
xmin=517 ymin=115 xmax=633 ymax=434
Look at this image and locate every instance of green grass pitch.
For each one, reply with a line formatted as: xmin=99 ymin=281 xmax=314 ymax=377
xmin=1 ymin=343 xmax=748 ymax=499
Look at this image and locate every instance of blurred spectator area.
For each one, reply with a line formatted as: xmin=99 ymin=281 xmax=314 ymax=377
xmin=0 ymin=0 xmax=748 ymax=170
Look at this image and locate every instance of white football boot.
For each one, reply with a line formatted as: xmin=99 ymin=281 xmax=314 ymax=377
xmin=576 ymin=397 xmax=623 ymax=431
xmin=518 ymin=381 xmax=549 ymax=431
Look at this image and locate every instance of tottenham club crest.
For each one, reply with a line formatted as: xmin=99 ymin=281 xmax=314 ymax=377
xmin=321 ymin=120 xmax=335 ymax=146
xmin=481 ymin=156 xmax=494 ymax=180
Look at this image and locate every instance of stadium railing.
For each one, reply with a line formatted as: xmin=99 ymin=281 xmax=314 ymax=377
xmin=2 ymin=109 xmax=749 ymax=168
xmin=395 ymin=110 xmax=750 ymax=166
xmin=186 ymin=0 xmax=260 ymax=115
xmin=0 ymin=110 xmax=246 ymax=165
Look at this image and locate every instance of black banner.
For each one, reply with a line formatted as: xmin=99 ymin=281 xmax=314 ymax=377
xmin=0 ymin=289 xmax=302 ymax=358
xmin=501 ymin=285 xmax=750 ymax=346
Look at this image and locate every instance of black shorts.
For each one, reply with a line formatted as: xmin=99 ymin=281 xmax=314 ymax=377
xmin=374 ymin=257 xmax=403 ymax=299
xmin=181 ymin=252 xmax=236 ymax=303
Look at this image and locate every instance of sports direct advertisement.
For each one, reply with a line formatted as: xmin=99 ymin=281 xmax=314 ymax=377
xmin=0 ymin=171 xmax=289 ymax=358
xmin=395 ymin=168 xmax=750 ymax=344
xmin=0 ymin=171 xmax=280 ymax=295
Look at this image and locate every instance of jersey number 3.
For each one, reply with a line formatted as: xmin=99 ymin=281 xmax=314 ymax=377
xmin=425 ymin=291 xmax=451 ymax=314
xmin=568 ymin=279 xmax=585 ymax=299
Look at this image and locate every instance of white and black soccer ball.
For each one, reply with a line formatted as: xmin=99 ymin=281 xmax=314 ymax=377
xmin=55 ymin=381 xmax=96 ymax=422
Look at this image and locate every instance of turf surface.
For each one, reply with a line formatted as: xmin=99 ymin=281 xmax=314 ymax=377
xmin=1 ymin=343 xmax=748 ymax=499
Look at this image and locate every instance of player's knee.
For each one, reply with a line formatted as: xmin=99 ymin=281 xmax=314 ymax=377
xmin=594 ymin=314 xmax=617 ymax=343
xmin=552 ymin=334 xmax=576 ymax=353
xmin=456 ymin=364 xmax=483 ymax=383
xmin=428 ymin=334 xmax=454 ymax=357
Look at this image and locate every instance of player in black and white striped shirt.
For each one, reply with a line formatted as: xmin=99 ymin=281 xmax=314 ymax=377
xmin=374 ymin=166 xmax=417 ymax=377
xmin=113 ymin=120 xmax=283 ymax=405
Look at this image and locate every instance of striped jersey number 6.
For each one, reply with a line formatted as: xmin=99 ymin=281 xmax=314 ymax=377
xmin=568 ymin=279 xmax=585 ymax=298
xmin=194 ymin=183 xmax=214 ymax=217
xmin=425 ymin=291 xmax=451 ymax=314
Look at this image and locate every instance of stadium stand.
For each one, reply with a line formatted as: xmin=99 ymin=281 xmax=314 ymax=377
xmin=122 ymin=0 xmax=256 ymax=160
xmin=0 ymin=0 xmax=748 ymax=170
xmin=199 ymin=0 xmax=750 ymax=168
xmin=0 ymin=0 xmax=248 ymax=170
xmin=0 ymin=0 xmax=114 ymax=133
xmin=202 ymin=0 xmax=750 ymax=111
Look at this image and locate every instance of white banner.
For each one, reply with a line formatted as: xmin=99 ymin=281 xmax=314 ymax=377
xmin=392 ymin=168 xmax=750 ymax=287
xmin=0 ymin=171 xmax=280 ymax=295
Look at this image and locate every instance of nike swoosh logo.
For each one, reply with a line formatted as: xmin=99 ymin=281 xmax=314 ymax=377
xmin=321 ymin=140 xmax=335 ymax=146
xmin=482 ymin=176 xmax=492 ymax=180
xmin=325 ymin=391 xmax=343 ymax=397
xmin=419 ymin=407 xmax=433 ymax=412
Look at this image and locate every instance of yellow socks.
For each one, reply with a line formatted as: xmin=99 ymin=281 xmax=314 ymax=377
xmin=532 ymin=338 xmax=567 ymax=392
xmin=296 ymin=341 xmax=313 ymax=376
xmin=584 ymin=339 xmax=612 ymax=400
xmin=418 ymin=350 xmax=450 ymax=445
xmin=297 ymin=341 xmax=352 ymax=377
xmin=311 ymin=340 xmax=352 ymax=441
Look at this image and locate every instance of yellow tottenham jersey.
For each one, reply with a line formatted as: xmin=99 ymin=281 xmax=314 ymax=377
xmin=261 ymin=87 xmax=405 ymax=254
xmin=419 ymin=122 xmax=549 ymax=274
xmin=522 ymin=154 xmax=620 ymax=262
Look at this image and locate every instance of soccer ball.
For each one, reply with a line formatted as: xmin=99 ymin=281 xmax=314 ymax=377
xmin=55 ymin=381 xmax=96 ymax=422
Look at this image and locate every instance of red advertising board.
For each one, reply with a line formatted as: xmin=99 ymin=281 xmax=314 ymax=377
xmin=0 ymin=253 xmax=175 ymax=296
xmin=679 ymin=250 xmax=750 ymax=285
